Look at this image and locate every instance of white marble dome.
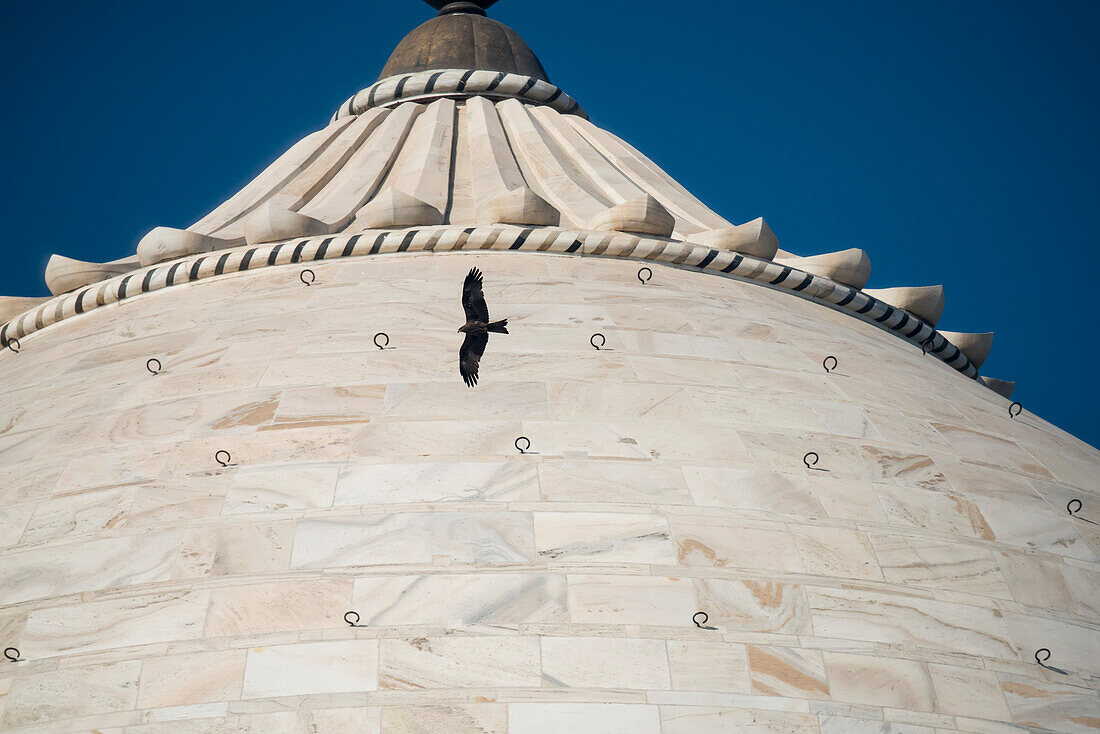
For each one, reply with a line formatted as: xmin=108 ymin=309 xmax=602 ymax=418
xmin=0 ymin=4 xmax=1098 ymax=734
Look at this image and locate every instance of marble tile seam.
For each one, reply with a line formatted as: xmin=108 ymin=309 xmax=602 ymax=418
xmin=0 ymin=228 xmax=982 ymax=383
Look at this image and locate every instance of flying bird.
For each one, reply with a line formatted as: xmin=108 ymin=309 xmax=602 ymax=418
xmin=458 ymin=267 xmax=508 ymax=387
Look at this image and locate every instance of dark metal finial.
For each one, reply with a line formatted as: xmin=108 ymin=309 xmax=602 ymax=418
xmin=424 ymin=0 xmax=499 ymax=16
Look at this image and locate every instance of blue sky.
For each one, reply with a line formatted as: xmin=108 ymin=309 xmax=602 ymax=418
xmin=2 ymin=0 xmax=1097 ymax=446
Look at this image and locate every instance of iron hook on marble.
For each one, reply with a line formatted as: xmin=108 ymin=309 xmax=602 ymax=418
xmin=1009 ymin=401 xmax=1023 ymax=419
xmin=692 ymin=612 xmax=715 ymax=630
xmin=921 ymin=338 xmax=934 ymax=355
xmin=822 ymin=355 xmax=838 ymax=373
xmin=515 ymin=436 xmax=531 ymax=454
xmin=6 ymin=337 xmax=20 ymax=353
xmin=374 ymin=332 xmax=390 ymax=350
xmin=214 ymin=450 xmax=233 ymax=468
xmin=1034 ymin=648 xmax=1068 ymax=675
xmin=1067 ymin=499 xmax=1098 ymax=525
xmin=590 ymin=333 xmax=606 ymax=350
xmin=300 ymin=269 xmax=316 ymax=286
xmin=344 ymin=611 xmax=362 ymax=627
xmin=803 ymin=451 xmax=820 ymax=470
xmin=3 ymin=647 xmax=21 ymax=663
xmin=637 ymin=267 xmax=652 ymax=284
xmin=146 ymin=358 xmax=162 ymax=375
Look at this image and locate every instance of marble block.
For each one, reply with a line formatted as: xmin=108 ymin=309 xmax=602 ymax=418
xmin=2 ymin=660 xmax=140 ymax=727
xmin=138 ymin=650 xmax=247 ymax=709
xmin=541 ymin=637 xmax=670 ymax=689
xmin=241 ymin=640 xmax=378 ymax=698
xmin=378 ymin=636 xmax=540 ymax=689
xmin=668 ymin=640 xmax=751 ymax=693
xmin=534 ymin=511 xmax=676 ymax=564
xmin=508 ymin=703 xmax=661 ymax=734
xmin=822 ymin=651 xmax=935 ymax=711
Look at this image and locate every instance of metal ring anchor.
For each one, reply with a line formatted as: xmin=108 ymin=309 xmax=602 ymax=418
xmin=692 ymin=611 xmax=711 ymax=629
xmin=1034 ymin=648 xmax=1068 ymax=675
xmin=344 ymin=611 xmax=361 ymax=627
xmin=1009 ymin=401 xmax=1023 ymax=419
xmin=803 ymin=451 xmax=820 ymax=470
xmin=214 ymin=450 xmax=233 ymax=468
xmin=1067 ymin=498 xmax=1098 ymax=525
xmin=921 ymin=338 xmax=935 ymax=355
xmin=515 ymin=436 xmax=531 ymax=454
xmin=3 ymin=647 xmax=21 ymax=662
xmin=822 ymin=355 xmax=838 ymax=373
xmin=6 ymin=337 xmax=20 ymax=353
xmin=637 ymin=267 xmax=652 ymax=284
xmin=590 ymin=333 xmax=606 ymax=350
xmin=146 ymin=358 xmax=162 ymax=375
xmin=374 ymin=332 xmax=390 ymax=350
xmin=300 ymin=269 xmax=316 ymax=286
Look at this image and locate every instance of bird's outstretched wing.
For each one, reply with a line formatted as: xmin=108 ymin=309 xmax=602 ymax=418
xmin=462 ymin=267 xmax=490 ymax=323
xmin=459 ymin=331 xmax=489 ymax=387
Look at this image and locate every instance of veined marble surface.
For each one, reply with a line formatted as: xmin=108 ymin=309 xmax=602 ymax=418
xmin=0 ymin=251 xmax=1097 ymax=733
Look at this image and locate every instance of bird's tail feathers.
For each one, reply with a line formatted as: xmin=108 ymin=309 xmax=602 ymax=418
xmin=487 ymin=319 xmax=509 ymax=334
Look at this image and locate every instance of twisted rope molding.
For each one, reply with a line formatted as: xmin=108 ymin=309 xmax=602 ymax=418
xmin=331 ymin=69 xmax=586 ymax=122
xmin=0 ymin=226 xmax=978 ymax=379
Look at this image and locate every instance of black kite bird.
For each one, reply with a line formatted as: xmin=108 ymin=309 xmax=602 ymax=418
xmin=458 ymin=267 xmax=508 ymax=387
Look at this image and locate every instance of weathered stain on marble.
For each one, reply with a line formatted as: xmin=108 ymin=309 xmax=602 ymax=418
xmin=682 ymin=467 xmax=826 ymax=517
xmin=0 ymin=530 xmax=182 ymax=605
xmin=823 ymin=651 xmax=935 ymax=711
xmin=290 ymin=512 xmax=535 ymax=568
xmin=353 ymin=573 xmax=568 ymax=625
xmin=378 ymin=636 xmax=539 ymax=689
xmin=869 ymin=532 xmax=1013 ymax=599
xmin=792 ymin=525 xmax=883 ymax=581
xmin=223 ymin=466 xmax=339 ymax=513
xmin=137 ymin=650 xmax=246 ymax=709
xmin=927 ymin=662 xmax=1010 ymax=720
xmin=694 ymin=578 xmax=812 ymax=634
xmin=932 ymin=423 xmax=1053 ymax=479
xmin=22 ymin=590 xmax=209 ymax=657
xmin=671 ymin=516 xmax=805 ymax=573
xmin=534 ymin=511 xmax=675 ymax=564
xmin=267 ymin=385 xmax=385 ymax=429
xmin=173 ymin=521 xmax=293 ymax=578
xmin=660 ymin=706 xmax=820 ymax=734
xmin=1000 ymin=674 xmax=1100 ymax=734
xmin=380 ymin=704 xmax=505 ymax=734
xmin=807 ymin=587 xmax=1016 ymax=659
xmin=860 ymin=446 xmax=949 ymax=490
xmin=204 ymin=579 xmax=352 ymax=637
xmin=335 ymin=461 xmax=538 ymax=505
xmin=747 ymin=644 xmax=829 ymax=700
xmin=875 ymin=484 xmax=994 ymax=540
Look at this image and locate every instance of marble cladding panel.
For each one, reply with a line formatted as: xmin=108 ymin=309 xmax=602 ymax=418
xmin=1 ymin=251 xmax=1098 ymax=732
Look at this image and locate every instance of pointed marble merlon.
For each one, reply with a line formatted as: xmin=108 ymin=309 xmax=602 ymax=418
xmin=483 ymin=187 xmax=560 ymax=226
xmin=589 ymin=194 xmax=675 ymax=238
xmin=44 ymin=255 xmax=140 ymax=296
xmin=774 ymin=247 xmax=870 ymax=288
xmin=0 ymin=296 xmax=49 ymax=324
xmin=981 ymin=376 xmax=1015 ymax=399
xmin=136 ymin=227 xmax=232 ymax=267
xmin=356 ymin=189 xmax=444 ymax=229
xmin=863 ymin=285 xmax=945 ymax=326
xmin=939 ymin=330 xmax=994 ymax=369
xmin=691 ymin=218 xmax=779 ymax=261
xmin=243 ymin=203 xmax=332 ymax=246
